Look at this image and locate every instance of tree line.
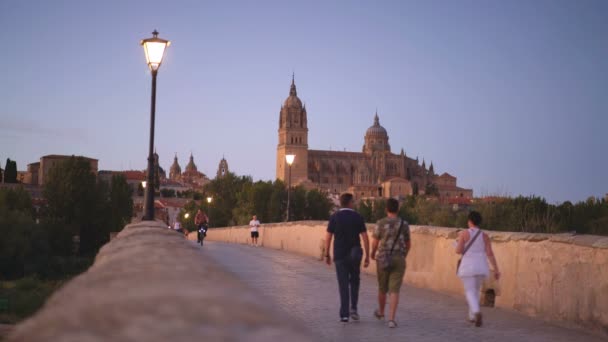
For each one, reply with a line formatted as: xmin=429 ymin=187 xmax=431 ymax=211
xmin=358 ymin=195 xmax=608 ymax=235
xmin=0 ymin=157 xmax=133 ymax=280
xmin=176 ymin=172 xmax=334 ymax=232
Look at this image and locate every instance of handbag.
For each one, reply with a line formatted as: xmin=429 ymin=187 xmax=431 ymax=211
xmin=378 ymin=219 xmax=404 ymax=271
xmin=456 ymin=228 xmax=482 ymax=274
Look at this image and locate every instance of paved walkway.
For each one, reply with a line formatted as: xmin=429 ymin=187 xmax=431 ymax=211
xmin=201 ymin=242 xmax=605 ymax=342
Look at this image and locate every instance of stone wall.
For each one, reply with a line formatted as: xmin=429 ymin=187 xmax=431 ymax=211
xmin=8 ymin=221 xmax=314 ymax=342
xmin=204 ymin=221 xmax=608 ymax=335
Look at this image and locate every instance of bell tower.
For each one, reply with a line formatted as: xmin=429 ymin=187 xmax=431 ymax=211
xmin=276 ymin=74 xmax=309 ymax=184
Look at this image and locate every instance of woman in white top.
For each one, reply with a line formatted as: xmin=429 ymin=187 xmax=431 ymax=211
xmin=455 ymin=211 xmax=500 ymax=327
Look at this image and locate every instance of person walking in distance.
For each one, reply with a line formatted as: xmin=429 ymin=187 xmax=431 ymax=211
xmin=371 ymin=198 xmax=411 ymax=329
xmin=455 ymin=211 xmax=500 ymax=327
xmin=195 ymin=209 xmax=209 ymax=246
xmin=324 ymin=193 xmax=370 ymax=323
xmin=249 ymin=215 xmax=261 ymax=246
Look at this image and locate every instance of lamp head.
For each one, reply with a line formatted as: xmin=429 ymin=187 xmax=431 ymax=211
xmin=285 ymin=154 xmax=295 ymax=166
xmin=141 ymin=30 xmax=171 ymax=71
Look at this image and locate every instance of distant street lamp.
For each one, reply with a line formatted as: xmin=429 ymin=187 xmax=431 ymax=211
xmin=206 ymin=196 xmax=213 ymax=228
xmin=184 ymin=213 xmax=190 ymax=219
xmin=142 ymin=181 xmax=147 ymax=189
xmin=285 ymin=154 xmax=295 ymax=221
xmin=141 ymin=30 xmax=170 ymax=221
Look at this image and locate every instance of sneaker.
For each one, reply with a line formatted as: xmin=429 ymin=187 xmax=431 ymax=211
xmin=340 ymin=317 xmax=349 ymax=323
xmin=350 ymin=310 xmax=360 ymax=321
xmin=388 ymin=320 xmax=397 ymax=328
xmin=474 ymin=313 xmax=483 ymax=327
xmin=373 ymin=309 xmax=385 ymax=320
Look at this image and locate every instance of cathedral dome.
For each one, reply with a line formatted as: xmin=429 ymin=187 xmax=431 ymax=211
xmin=284 ymin=95 xmax=303 ymax=109
xmin=185 ymin=153 xmax=197 ymax=172
xmin=283 ymin=75 xmax=303 ymax=109
xmin=363 ymin=112 xmax=390 ymax=154
xmin=365 ymin=113 xmax=388 ymax=137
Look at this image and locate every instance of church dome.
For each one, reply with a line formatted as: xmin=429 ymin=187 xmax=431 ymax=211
xmin=185 ymin=153 xmax=197 ymax=172
xmin=284 ymin=95 xmax=303 ymax=109
xmin=283 ymin=75 xmax=303 ymax=109
xmin=365 ymin=113 xmax=388 ymax=137
xmin=363 ymin=112 xmax=390 ymax=154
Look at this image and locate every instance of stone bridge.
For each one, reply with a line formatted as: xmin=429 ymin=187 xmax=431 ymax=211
xmin=6 ymin=221 xmax=608 ymax=341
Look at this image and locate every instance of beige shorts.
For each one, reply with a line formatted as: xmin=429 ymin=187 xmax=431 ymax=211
xmin=377 ymin=256 xmax=406 ymax=294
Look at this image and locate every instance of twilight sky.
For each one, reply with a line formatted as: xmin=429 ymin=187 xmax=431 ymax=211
xmin=1 ymin=0 xmax=606 ymax=203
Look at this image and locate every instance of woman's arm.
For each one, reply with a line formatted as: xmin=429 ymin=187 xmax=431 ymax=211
xmin=484 ymin=233 xmax=500 ymax=279
xmin=455 ymin=230 xmax=468 ymax=254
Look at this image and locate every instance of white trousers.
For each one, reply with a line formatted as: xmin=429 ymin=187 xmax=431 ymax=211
xmin=461 ymin=275 xmax=485 ymax=318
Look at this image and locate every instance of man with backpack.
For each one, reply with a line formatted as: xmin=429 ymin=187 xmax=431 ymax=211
xmin=371 ymin=198 xmax=411 ymax=328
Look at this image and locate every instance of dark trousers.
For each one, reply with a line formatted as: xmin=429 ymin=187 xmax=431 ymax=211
xmin=334 ymin=247 xmax=363 ymax=318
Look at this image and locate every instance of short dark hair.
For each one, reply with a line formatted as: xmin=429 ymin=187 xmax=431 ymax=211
xmin=386 ymin=198 xmax=399 ymax=213
xmin=339 ymin=193 xmax=354 ymax=207
xmin=468 ymin=211 xmax=482 ymax=226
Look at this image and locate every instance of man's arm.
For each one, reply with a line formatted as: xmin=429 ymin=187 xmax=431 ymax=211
xmin=360 ymin=231 xmax=370 ymax=268
xmin=371 ymin=238 xmax=379 ymax=260
xmin=324 ymin=231 xmax=333 ymax=265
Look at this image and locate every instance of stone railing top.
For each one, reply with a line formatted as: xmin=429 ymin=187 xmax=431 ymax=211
xmin=210 ymin=220 xmax=608 ymax=249
xmin=8 ymin=221 xmax=314 ymax=342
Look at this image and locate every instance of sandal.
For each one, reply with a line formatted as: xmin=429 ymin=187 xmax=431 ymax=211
xmin=373 ymin=309 xmax=384 ymax=320
xmin=388 ymin=320 xmax=397 ymax=328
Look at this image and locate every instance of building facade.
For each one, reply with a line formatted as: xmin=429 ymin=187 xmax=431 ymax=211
xmin=21 ymin=155 xmax=99 ymax=186
xmin=169 ymin=153 xmax=210 ymax=189
xmin=275 ymin=77 xmax=472 ymax=200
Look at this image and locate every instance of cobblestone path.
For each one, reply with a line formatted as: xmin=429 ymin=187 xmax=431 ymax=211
xmin=202 ymin=242 xmax=605 ymax=342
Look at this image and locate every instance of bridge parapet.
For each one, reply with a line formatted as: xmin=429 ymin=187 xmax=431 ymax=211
xmin=7 ymin=221 xmax=313 ymax=342
xmin=205 ymin=221 xmax=608 ymax=335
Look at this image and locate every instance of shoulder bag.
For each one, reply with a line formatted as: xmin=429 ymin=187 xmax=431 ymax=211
xmin=456 ymin=228 xmax=482 ymax=274
xmin=379 ymin=219 xmax=404 ymax=271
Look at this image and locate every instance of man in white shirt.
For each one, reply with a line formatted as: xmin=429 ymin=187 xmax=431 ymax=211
xmin=249 ymin=215 xmax=261 ymax=246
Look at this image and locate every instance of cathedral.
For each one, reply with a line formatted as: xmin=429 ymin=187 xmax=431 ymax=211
xmin=169 ymin=153 xmax=210 ymax=188
xmin=276 ymin=76 xmax=473 ymax=200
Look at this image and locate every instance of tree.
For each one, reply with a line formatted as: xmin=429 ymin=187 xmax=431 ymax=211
xmin=425 ymin=183 xmax=439 ymax=197
xmin=305 ymin=189 xmax=333 ymax=220
xmin=109 ymin=174 xmax=133 ymax=232
xmin=160 ymin=188 xmax=176 ymax=198
xmin=4 ymin=158 xmax=18 ymax=183
xmin=290 ymin=186 xmax=307 ymax=221
xmin=43 ymin=157 xmax=108 ymax=256
xmin=267 ymin=180 xmax=287 ymax=223
xmin=357 ymin=200 xmax=373 ymax=223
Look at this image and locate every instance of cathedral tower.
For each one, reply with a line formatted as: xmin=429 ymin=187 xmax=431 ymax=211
xmin=276 ymin=75 xmax=309 ymax=184
xmin=217 ymin=156 xmax=229 ymax=178
xmin=169 ymin=153 xmax=181 ymax=180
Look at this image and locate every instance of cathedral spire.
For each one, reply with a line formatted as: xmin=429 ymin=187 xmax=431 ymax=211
xmin=374 ymin=111 xmax=379 ymax=126
xmin=429 ymin=161 xmax=435 ymax=175
xmin=289 ymin=73 xmax=297 ymax=96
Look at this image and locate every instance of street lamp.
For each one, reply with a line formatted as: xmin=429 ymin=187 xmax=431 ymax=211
xmin=184 ymin=213 xmax=190 ymax=219
xmin=206 ymin=197 xmax=213 ymax=228
xmin=285 ymin=154 xmax=295 ymax=221
xmin=141 ymin=30 xmax=170 ymax=221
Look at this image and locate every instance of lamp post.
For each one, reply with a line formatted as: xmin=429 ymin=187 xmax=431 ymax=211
xmin=285 ymin=154 xmax=295 ymax=221
xmin=206 ymin=197 xmax=213 ymax=228
xmin=141 ymin=30 xmax=170 ymax=221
